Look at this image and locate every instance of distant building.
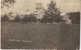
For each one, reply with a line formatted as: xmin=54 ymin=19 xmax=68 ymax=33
xmin=67 ymin=12 xmax=80 ymax=24
xmin=61 ymin=12 xmax=80 ymax=24
xmin=61 ymin=12 xmax=72 ymax=24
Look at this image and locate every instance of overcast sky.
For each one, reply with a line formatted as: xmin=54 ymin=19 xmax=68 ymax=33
xmin=1 ymin=0 xmax=81 ymax=15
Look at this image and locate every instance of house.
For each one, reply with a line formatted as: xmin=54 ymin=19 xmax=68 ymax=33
xmin=61 ymin=12 xmax=80 ymax=24
xmin=67 ymin=12 xmax=80 ymax=24
xmin=61 ymin=12 xmax=72 ymax=24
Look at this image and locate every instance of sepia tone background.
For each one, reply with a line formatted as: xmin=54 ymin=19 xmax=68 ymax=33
xmin=1 ymin=0 xmax=80 ymax=50
xmin=1 ymin=0 xmax=81 ymax=15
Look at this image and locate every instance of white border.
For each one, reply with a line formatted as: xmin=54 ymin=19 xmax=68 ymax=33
xmin=0 ymin=0 xmax=1 ymax=50
xmin=79 ymin=10 xmax=81 ymax=50
xmin=0 ymin=0 xmax=80 ymax=50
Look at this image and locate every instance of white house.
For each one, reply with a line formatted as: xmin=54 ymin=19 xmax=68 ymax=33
xmin=61 ymin=12 xmax=72 ymax=24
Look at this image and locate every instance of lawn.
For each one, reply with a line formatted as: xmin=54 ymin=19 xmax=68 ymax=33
xmin=1 ymin=22 xmax=80 ymax=49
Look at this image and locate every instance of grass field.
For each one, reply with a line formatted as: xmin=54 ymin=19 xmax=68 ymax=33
xmin=1 ymin=22 xmax=80 ymax=49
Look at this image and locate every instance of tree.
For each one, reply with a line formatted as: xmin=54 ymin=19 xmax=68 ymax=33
xmin=1 ymin=0 xmax=15 ymax=8
xmin=14 ymin=15 xmax=21 ymax=22
xmin=22 ymin=15 xmax=29 ymax=23
xmin=1 ymin=14 xmax=9 ymax=22
xmin=1 ymin=0 xmax=16 ymax=21
xmin=41 ymin=1 xmax=61 ymax=23
xmin=22 ymin=14 xmax=37 ymax=23
xmin=28 ymin=14 xmax=37 ymax=23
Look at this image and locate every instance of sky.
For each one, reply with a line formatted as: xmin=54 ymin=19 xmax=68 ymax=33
xmin=1 ymin=0 xmax=81 ymax=15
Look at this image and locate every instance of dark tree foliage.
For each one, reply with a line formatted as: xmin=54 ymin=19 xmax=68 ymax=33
xmin=22 ymin=15 xmax=29 ymax=23
xmin=22 ymin=14 xmax=37 ymax=23
xmin=41 ymin=1 xmax=61 ymax=23
xmin=28 ymin=14 xmax=37 ymax=23
xmin=1 ymin=15 xmax=9 ymax=22
xmin=3 ymin=0 xmax=15 ymax=4
xmin=1 ymin=0 xmax=15 ymax=8
xmin=14 ymin=15 xmax=21 ymax=22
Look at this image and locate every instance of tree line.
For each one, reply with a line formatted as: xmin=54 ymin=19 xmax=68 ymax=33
xmin=1 ymin=0 xmax=80 ymax=24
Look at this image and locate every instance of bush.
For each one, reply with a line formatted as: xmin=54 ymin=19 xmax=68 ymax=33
xmin=1 ymin=15 xmax=9 ymax=22
xmin=14 ymin=15 xmax=21 ymax=22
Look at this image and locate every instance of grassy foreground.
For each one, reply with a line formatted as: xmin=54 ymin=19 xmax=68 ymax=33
xmin=1 ymin=22 xmax=80 ymax=49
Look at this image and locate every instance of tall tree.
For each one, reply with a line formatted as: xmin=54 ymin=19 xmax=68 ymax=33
xmin=1 ymin=0 xmax=15 ymax=8
xmin=1 ymin=0 xmax=16 ymax=21
xmin=41 ymin=1 xmax=61 ymax=23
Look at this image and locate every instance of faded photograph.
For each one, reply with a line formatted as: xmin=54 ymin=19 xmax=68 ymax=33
xmin=1 ymin=0 xmax=80 ymax=50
